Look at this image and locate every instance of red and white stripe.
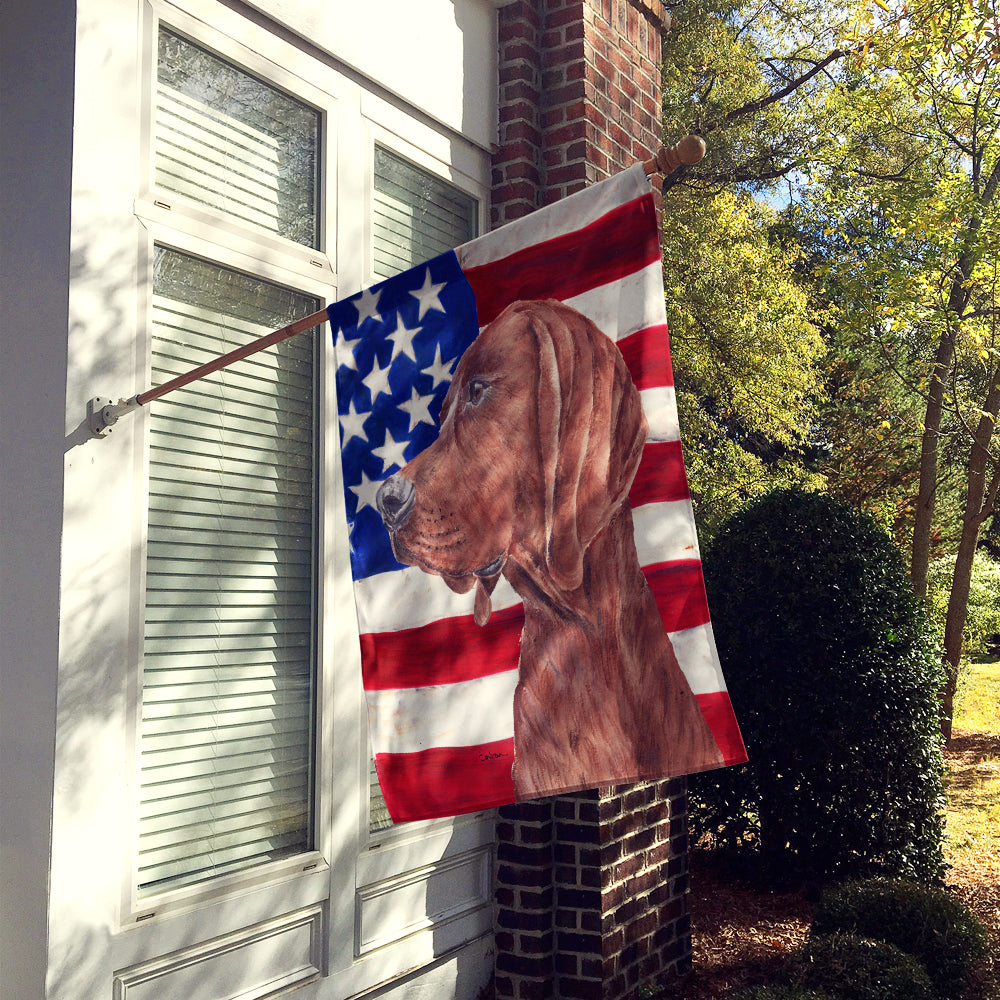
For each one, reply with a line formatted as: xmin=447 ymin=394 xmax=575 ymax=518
xmin=360 ymin=165 xmax=745 ymax=822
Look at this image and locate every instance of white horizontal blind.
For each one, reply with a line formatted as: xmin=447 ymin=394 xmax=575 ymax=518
xmin=367 ymin=148 xmax=477 ymax=833
xmin=155 ymin=28 xmax=320 ymax=248
xmin=372 ymin=146 xmax=478 ymax=281
xmin=138 ymin=247 xmax=319 ymax=895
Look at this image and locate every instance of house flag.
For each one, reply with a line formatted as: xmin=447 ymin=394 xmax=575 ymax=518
xmin=329 ymin=163 xmax=746 ymax=823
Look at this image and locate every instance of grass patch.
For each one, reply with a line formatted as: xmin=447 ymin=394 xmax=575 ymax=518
xmin=955 ymin=659 xmax=1000 ymax=736
xmin=945 ymin=658 xmax=1000 ymax=1000
xmin=946 ymin=660 xmax=1000 ymax=868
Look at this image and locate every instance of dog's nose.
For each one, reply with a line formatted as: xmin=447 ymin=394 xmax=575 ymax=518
xmin=376 ymin=474 xmax=415 ymax=529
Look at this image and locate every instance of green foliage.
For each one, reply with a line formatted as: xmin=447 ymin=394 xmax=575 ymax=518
xmin=664 ymin=188 xmax=827 ymax=539
xmin=812 ymin=344 xmax=926 ymax=549
xmin=661 ymin=0 xmax=851 ymax=192
xmin=811 ymin=878 xmax=988 ymax=999
xmin=793 ymin=0 xmax=1000 ymax=590
xmin=657 ymin=1 xmax=841 ymax=539
xmin=692 ymin=489 xmax=947 ymax=882
xmin=659 ymin=0 xmax=1000 ymax=738
xmin=927 ymin=550 xmax=1000 ymax=659
xmin=791 ymin=934 xmax=934 ymax=1000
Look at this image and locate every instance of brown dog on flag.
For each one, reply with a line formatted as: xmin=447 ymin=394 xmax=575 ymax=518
xmin=376 ymin=299 xmax=723 ymax=799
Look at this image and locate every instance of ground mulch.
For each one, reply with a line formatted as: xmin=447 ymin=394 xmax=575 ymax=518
xmin=658 ymin=733 xmax=1000 ymax=999
xmin=656 ymin=850 xmax=814 ymax=999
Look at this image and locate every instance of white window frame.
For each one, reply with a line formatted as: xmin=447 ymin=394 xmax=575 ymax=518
xmin=122 ymin=223 xmax=337 ymax=924
xmin=123 ymin=0 xmax=341 ymax=931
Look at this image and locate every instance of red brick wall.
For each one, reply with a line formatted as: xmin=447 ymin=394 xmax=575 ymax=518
xmin=490 ymin=4 xmax=691 ymax=998
xmin=494 ymin=782 xmax=691 ymax=1000
xmin=492 ymin=0 xmax=668 ymax=227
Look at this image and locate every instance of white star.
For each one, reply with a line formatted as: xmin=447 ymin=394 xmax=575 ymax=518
xmin=354 ymin=287 xmax=383 ymax=327
xmin=388 ymin=316 xmax=420 ymax=364
xmin=399 ymin=387 xmax=436 ymax=432
xmin=362 ymin=355 xmax=394 ymax=404
xmin=372 ymin=429 xmax=409 ymax=473
xmin=410 ymin=269 xmax=446 ymax=320
xmin=339 ymin=399 xmax=370 ymax=447
xmin=334 ymin=330 xmax=360 ymax=372
xmin=349 ymin=469 xmax=382 ymax=513
xmin=422 ymin=344 xmax=456 ymax=390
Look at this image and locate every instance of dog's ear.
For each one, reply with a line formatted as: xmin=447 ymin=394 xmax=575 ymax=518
xmin=533 ymin=301 xmax=647 ymax=592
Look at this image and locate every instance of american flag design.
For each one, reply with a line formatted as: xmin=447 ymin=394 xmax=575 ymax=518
xmin=329 ymin=165 xmax=746 ymax=823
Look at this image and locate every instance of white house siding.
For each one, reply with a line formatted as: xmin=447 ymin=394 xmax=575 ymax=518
xmin=0 ymin=0 xmax=76 ymax=996
xmin=0 ymin=1 xmax=499 ymax=997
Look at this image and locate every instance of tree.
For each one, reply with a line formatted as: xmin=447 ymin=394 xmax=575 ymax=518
xmin=661 ymin=188 xmax=826 ymax=536
xmin=782 ymin=206 xmax=968 ymax=549
xmin=801 ymin=0 xmax=1000 ymax=735
xmin=659 ymin=1 xmax=846 ymax=535
xmin=661 ymin=0 xmax=853 ymax=194
xmin=660 ymin=0 xmax=1000 ymax=737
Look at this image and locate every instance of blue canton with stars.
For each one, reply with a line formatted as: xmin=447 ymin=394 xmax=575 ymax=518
xmin=329 ymin=250 xmax=480 ymax=582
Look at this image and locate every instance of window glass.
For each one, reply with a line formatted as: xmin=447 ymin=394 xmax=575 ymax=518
xmin=138 ymin=246 xmax=318 ymax=895
xmin=372 ymin=146 xmax=477 ymax=279
xmin=156 ymin=27 xmax=320 ymax=248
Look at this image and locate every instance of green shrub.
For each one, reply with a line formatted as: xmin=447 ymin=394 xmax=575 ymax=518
xmin=811 ymin=878 xmax=988 ymax=998
xmin=792 ymin=933 xmax=934 ymax=1000
xmin=692 ymin=489 xmax=946 ymax=882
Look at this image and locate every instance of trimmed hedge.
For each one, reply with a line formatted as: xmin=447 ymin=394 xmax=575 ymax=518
xmin=792 ymin=933 xmax=934 ymax=1000
xmin=692 ymin=489 xmax=947 ymax=882
xmin=812 ymin=878 xmax=988 ymax=998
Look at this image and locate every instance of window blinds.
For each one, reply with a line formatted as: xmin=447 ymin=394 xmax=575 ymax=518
xmin=372 ymin=147 xmax=478 ymax=281
xmin=367 ymin=148 xmax=477 ymax=832
xmin=155 ymin=28 xmax=320 ymax=249
xmin=138 ymin=248 xmax=318 ymax=895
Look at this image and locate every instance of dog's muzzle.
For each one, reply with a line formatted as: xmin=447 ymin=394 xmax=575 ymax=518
xmin=376 ymin=474 xmax=415 ymax=530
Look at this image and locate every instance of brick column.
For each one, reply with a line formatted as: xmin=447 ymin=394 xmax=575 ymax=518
xmin=494 ymin=781 xmax=691 ymax=1000
xmin=493 ymin=0 xmax=669 ymax=227
xmin=490 ymin=3 xmax=691 ymax=999
xmin=495 ymin=800 xmax=556 ymax=999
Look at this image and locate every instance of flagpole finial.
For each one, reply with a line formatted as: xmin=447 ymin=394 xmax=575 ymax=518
xmin=644 ymin=135 xmax=706 ymax=177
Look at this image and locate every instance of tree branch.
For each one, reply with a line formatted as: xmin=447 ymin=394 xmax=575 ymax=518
xmin=852 ymin=163 xmax=920 ymax=183
xmin=701 ymin=49 xmax=848 ymax=133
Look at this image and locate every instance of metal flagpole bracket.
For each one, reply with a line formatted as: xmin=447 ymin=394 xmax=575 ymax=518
xmin=88 ymin=395 xmax=141 ymax=438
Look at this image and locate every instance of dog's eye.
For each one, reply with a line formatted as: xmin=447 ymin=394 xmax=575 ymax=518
xmin=467 ymin=379 xmax=488 ymax=405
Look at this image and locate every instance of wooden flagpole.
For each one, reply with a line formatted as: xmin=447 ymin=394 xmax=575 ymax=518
xmin=136 ymin=307 xmax=329 ymax=406
xmin=88 ymin=136 xmax=705 ymax=437
xmin=87 ymin=307 xmax=329 ymax=436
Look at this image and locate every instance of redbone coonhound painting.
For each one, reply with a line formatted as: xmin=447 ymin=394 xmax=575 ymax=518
xmin=376 ymin=299 xmax=723 ymax=799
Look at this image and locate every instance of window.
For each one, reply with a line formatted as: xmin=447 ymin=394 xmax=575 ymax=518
xmin=155 ymin=28 xmax=320 ymax=247
xmin=136 ymin=26 xmax=323 ymax=898
xmin=139 ymin=248 xmax=318 ymax=895
xmin=372 ymin=146 xmax=477 ymax=280
xmin=58 ymin=0 xmax=497 ymax=992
